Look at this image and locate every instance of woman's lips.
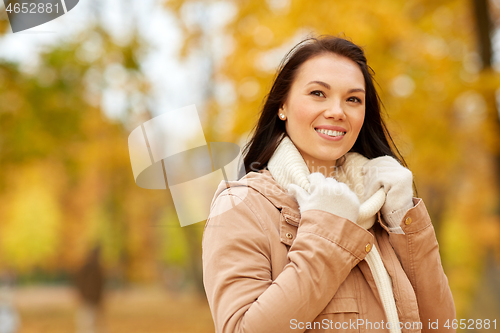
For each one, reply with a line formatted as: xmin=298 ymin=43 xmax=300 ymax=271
xmin=315 ymin=128 xmax=346 ymax=141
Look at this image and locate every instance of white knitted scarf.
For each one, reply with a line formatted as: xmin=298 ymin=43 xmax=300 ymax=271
xmin=268 ymin=135 xmax=401 ymax=333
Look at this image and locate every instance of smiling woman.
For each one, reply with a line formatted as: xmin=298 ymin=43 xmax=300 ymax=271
xmin=202 ymin=35 xmax=456 ymax=333
xmin=279 ymin=53 xmax=366 ymax=174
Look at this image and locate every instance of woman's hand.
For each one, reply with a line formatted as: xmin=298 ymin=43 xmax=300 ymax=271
xmin=287 ymin=172 xmax=360 ymax=223
xmin=362 ymin=156 xmax=414 ymax=232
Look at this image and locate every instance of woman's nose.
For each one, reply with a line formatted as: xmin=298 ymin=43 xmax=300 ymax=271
xmin=323 ymin=101 xmax=346 ymax=120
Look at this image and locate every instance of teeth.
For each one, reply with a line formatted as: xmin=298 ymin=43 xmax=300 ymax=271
xmin=315 ymin=128 xmax=346 ymax=137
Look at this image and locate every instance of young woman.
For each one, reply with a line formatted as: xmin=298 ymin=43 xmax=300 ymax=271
xmin=202 ymin=35 xmax=456 ymax=333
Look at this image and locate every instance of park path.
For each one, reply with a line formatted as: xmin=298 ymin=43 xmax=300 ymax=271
xmin=11 ymin=285 xmax=214 ymax=333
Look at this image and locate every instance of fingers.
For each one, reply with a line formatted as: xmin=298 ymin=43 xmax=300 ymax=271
xmin=362 ymin=156 xmax=413 ymax=222
xmin=362 ymin=156 xmax=412 ymax=186
xmin=362 ymin=156 xmax=398 ymax=176
xmin=308 ymin=173 xmax=356 ymax=197
xmin=307 ymin=172 xmax=326 ymax=192
xmin=289 ymin=172 xmax=360 ymax=218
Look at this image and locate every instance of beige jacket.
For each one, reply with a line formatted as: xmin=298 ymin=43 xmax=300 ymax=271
xmin=202 ymin=169 xmax=456 ymax=333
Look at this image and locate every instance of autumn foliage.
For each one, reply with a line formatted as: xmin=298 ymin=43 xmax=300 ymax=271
xmin=0 ymin=0 xmax=498 ymax=323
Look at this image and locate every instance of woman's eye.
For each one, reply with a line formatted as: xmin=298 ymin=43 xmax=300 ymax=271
xmin=347 ymin=96 xmax=362 ymax=103
xmin=311 ymin=90 xmax=325 ymax=97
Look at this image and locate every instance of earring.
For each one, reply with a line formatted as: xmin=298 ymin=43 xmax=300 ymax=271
xmin=279 ymin=113 xmax=286 ymax=119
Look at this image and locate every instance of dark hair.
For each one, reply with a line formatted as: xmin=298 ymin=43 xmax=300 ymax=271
xmin=242 ymin=35 xmax=409 ymax=175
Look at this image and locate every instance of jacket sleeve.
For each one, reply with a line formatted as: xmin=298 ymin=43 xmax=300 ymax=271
xmin=202 ymin=188 xmax=374 ymax=333
xmin=385 ymin=198 xmax=456 ymax=332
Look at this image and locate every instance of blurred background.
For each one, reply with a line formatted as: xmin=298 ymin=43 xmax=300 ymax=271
xmin=0 ymin=0 xmax=499 ymax=332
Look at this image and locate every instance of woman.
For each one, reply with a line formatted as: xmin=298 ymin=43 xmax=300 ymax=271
xmin=202 ymin=35 xmax=456 ymax=333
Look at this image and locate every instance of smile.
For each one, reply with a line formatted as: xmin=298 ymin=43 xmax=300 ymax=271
xmin=315 ymin=128 xmax=346 ymax=137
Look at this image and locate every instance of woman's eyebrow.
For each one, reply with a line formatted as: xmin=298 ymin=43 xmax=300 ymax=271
xmin=348 ymin=88 xmax=366 ymax=94
xmin=306 ymin=81 xmax=366 ymax=94
xmin=306 ymin=80 xmax=331 ymax=89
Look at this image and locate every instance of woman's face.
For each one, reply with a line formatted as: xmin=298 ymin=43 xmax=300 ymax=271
xmin=280 ymin=52 xmax=366 ymax=175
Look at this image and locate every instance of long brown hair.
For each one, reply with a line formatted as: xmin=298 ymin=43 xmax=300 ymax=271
xmin=242 ymin=35 xmax=408 ymax=175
